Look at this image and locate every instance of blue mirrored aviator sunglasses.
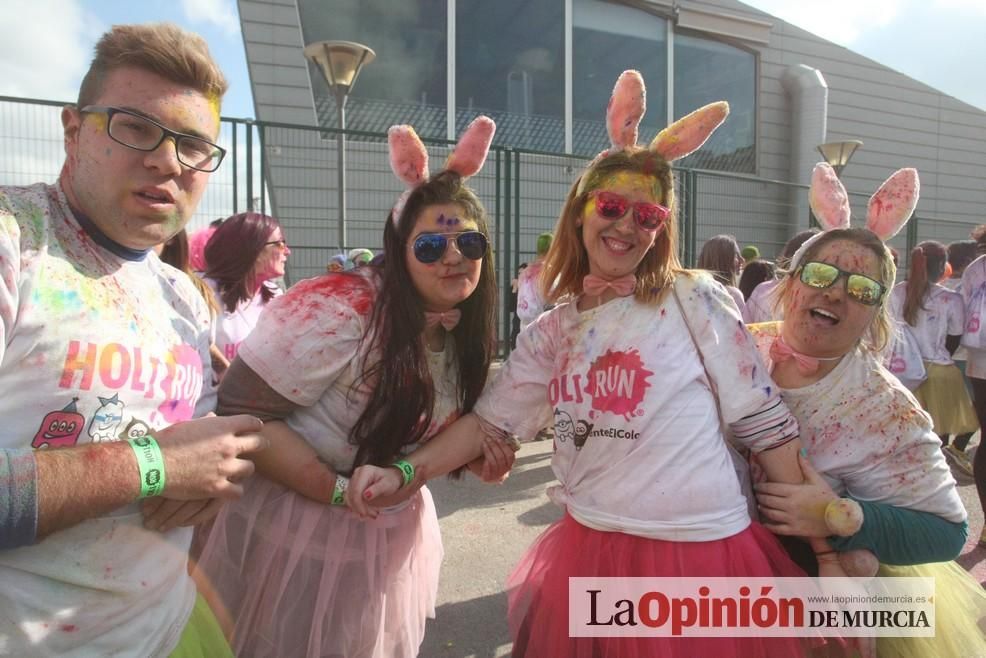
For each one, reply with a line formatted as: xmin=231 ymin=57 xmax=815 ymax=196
xmin=412 ymin=231 xmax=488 ymax=264
xmin=798 ymin=261 xmax=886 ymax=306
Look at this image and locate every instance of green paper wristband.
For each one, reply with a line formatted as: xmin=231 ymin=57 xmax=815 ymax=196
xmin=392 ymin=459 xmax=414 ymax=488
xmin=331 ymin=474 xmax=348 ymax=506
xmin=128 ymin=435 xmax=167 ymax=499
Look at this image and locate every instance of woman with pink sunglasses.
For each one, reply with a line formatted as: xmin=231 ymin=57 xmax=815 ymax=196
xmin=348 ymin=71 xmax=817 ymax=658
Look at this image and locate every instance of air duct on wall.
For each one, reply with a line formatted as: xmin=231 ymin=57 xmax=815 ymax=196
xmin=781 ymin=64 xmax=828 ymax=231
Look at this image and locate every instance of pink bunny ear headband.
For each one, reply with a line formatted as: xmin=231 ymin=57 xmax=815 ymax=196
xmin=575 ymin=70 xmax=730 ymax=196
xmin=789 ymin=162 xmax=920 ymax=270
xmin=387 ymin=116 xmax=496 ymax=225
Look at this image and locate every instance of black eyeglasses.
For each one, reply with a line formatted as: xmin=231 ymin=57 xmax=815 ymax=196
xmin=264 ymin=239 xmax=288 ymax=249
xmin=80 ymin=105 xmax=226 ymax=172
xmin=412 ymin=231 xmax=488 ymax=264
xmin=798 ymin=261 xmax=886 ymax=306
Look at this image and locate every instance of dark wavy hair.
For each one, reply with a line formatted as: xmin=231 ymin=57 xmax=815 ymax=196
xmin=204 ymin=212 xmax=282 ymax=313
xmin=350 ymin=171 xmax=498 ymax=468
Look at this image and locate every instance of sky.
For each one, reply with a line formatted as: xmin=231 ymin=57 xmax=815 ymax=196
xmin=1 ymin=0 xmax=983 ymax=116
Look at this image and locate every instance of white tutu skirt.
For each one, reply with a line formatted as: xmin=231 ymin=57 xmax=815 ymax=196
xmin=194 ymin=475 xmax=443 ymax=658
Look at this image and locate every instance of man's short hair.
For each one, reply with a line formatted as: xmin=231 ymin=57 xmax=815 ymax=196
xmin=77 ymin=23 xmax=228 ymax=109
xmin=741 ymin=245 xmax=759 ymax=261
xmin=536 ymin=232 xmax=553 ymax=256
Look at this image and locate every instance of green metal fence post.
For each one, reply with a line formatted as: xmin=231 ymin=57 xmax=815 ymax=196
xmin=231 ymin=123 xmax=238 ymax=214
xmin=907 ymin=213 xmax=919 ymax=257
xmin=502 ymin=149 xmax=513 ymax=357
xmin=245 ymin=120 xmax=254 ymax=211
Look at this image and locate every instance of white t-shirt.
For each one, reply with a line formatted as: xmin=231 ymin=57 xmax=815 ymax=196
xmin=0 ymin=183 xmax=215 ymax=657
xmin=204 ymin=277 xmax=282 ymax=361
xmin=746 ymin=279 xmax=781 ymax=324
xmin=516 ymin=259 xmax=547 ymax=328
xmin=475 ymin=272 xmax=792 ymax=541
xmin=724 ymin=284 xmax=750 ymax=323
xmin=237 ymin=270 xmax=461 ymax=473
xmin=889 ymin=282 xmax=964 ymax=365
xmin=960 ymin=256 xmax=986 ymax=379
xmin=750 ymin=323 xmax=966 ymax=523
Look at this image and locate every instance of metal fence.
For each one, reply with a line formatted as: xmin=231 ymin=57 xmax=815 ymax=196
xmin=1 ymin=95 xmax=972 ymax=352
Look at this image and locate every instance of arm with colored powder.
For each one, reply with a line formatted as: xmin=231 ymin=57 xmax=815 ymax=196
xmin=1 ymin=415 xmax=266 ymax=546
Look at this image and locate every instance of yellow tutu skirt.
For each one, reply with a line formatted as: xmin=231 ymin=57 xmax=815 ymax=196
xmin=914 ymin=363 xmax=979 ymax=435
xmin=876 ymin=561 xmax=986 ymax=657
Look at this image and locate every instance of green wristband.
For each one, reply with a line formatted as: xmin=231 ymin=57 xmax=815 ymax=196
xmin=392 ymin=459 xmax=414 ymax=488
xmin=331 ymin=474 xmax=348 ymax=506
xmin=128 ymin=435 xmax=167 ymax=498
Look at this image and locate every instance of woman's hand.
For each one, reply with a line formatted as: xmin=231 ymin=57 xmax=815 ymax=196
xmin=465 ymin=435 xmax=519 ymax=483
xmin=346 ymin=465 xmax=405 ymax=519
xmin=755 ymin=453 xmax=839 ymax=537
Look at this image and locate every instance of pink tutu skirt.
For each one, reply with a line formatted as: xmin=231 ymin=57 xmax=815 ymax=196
xmin=508 ymin=513 xmax=820 ymax=658
xmin=194 ymin=475 xmax=443 ymax=658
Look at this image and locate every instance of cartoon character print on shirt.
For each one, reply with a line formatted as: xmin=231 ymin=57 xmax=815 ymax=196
xmin=573 ymin=420 xmax=595 ymax=449
xmin=32 ymin=397 xmax=85 ymax=449
xmin=88 ymin=393 xmax=125 ymax=442
xmin=554 ymin=409 xmax=575 ymax=443
xmin=118 ymin=418 xmax=151 ymax=441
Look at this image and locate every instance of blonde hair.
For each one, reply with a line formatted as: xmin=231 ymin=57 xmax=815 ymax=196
xmin=78 ymin=23 xmax=228 ymax=108
xmin=541 ymin=149 xmax=680 ymax=305
xmin=777 ymin=228 xmax=896 ymax=352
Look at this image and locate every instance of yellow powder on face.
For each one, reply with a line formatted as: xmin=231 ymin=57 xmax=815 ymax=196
xmin=598 ymin=171 xmax=663 ymax=201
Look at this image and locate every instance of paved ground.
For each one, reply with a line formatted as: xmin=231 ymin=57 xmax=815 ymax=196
xmin=421 ymin=436 xmax=986 ymax=658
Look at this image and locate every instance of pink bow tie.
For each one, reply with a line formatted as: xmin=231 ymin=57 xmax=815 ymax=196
xmin=583 ymin=274 xmax=636 ymax=297
xmin=769 ymin=335 xmax=819 ymax=375
xmin=425 ymin=309 xmax=461 ymax=330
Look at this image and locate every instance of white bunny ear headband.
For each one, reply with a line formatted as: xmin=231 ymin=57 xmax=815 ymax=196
xmin=576 ymin=70 xmax=730 ymax=195
xmin=789 ymin=162 xmax=920 ymax=269
xmin=387 ymin=116 xmax=496 ymax=225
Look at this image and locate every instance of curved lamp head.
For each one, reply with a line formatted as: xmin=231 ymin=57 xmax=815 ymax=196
xmin=304 ymin=40 xmax=376 ymax=98
xmin=816 ymin=139 xmax=863 ymax=177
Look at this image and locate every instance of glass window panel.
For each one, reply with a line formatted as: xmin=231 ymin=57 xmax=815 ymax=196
xmin=456 ymin=0 xmax=565 ymax=151
xmin=573 ymin=0 xmax=667 ymax=156
xmin=673 ymin=33 xmax=756 ymax=172
xmin=298 ymin=0 xmax=447 ymax=138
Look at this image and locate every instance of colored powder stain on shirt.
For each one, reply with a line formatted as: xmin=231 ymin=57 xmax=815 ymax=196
xmin=60 ymin=625 xmax=77 ymax=633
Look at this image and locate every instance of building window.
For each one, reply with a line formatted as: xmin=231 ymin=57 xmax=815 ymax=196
xmin=673 ymin=32 xmax=756 ymax=172
xmin=298 ymin=0 xmax=448 ymax=138
xmin=456 ymin=0 xmax=565 ymax=151
xmin=572 ymin=0 xmax=668 ymax=156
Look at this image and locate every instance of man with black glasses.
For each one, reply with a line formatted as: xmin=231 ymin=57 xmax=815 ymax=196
xmin=0 ymin=23 xmax=264 ymax=657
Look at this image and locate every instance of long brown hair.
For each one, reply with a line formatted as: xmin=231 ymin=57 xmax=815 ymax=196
xmin=541 ymin=149 xmax=679 ymax=305
xmin=204 ymin=212 xmax=282 ymax=313
xmin=697 ymin=234 xmax=742 ymax=287
xmin=903 ymin=240 xmax=947 ymax=326
xmin=351 ymin=171 xmax=498 ymax=468
xmin=158 ymin=229 xmax=219 ymax=317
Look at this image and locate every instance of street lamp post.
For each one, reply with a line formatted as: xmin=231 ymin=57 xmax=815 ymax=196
xmin=304 ymin=40 xmax=376 ymax=252
xmin=816 ymin=139 xmax=863 ymax=177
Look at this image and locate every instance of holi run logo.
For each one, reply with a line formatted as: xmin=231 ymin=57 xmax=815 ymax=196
xmin=583 ymin=349 xmax=653 ymax=420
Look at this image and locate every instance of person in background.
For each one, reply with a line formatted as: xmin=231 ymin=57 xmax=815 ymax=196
xmin=348 ymin=247 xmax=374 ymax=268
xmin=738 ymin=258 xmax=775 ymax=302
xmin=509 ymin=262 xmax=529 ymax=349
xmin=945 ymin=240 xmax=977 ymax=292
xmin=890 ymin=241 xmax=978 ymax=472
xmin=515 ymin=231 xmax=553 ymax=330
xmin=202 ymin=212 xmax=290 ymax=363
xmin=746 ymin=229 xmax=819 ymax=323
xmin=157 ymin=229 xmax=231 ymax=380
xmin=327 ymin=253 xmax=346 ymax=273
xmin=0 ymin=22 xmax=265 ymax=657
xmin=697 ymin=233 xmax=749 ymax=320
xmin=741 ymin=244 xmax=760 ymax=265
xmin=188 ymin=218 xmax=222 ymax=273
xmin=960 ymin=224 xmax=986 ymax=546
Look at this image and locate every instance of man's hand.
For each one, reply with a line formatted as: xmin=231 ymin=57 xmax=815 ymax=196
xmin=154 ymin=414 xmax=266 ymax=500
